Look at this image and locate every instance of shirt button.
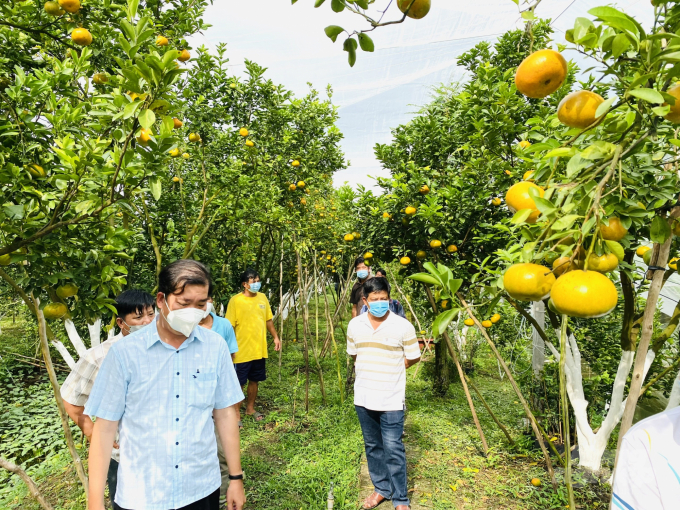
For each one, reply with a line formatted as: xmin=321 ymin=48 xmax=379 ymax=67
xmin=176 ymin=395 xmax=179 ymax=398
xmin=177 ymin=372 xmax=179 ymax=375
xmin=176 ymin=418 xmax=179 ymax=422
xmin=175 ymin=465 xmax=178 ymax=469
xmin=176 ymin=350 xmax=179 ymax=353
xmin=176 ymin=442 xmax=179 ymax=445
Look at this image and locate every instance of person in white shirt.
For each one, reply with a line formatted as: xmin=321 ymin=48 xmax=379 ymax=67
xmin=60 ymin=289 xmax=156 ymax=503
xmin=612 ymin=405 xmax=680 ymax=510
xmin=347 ymin=277 xmax=421 ymax=510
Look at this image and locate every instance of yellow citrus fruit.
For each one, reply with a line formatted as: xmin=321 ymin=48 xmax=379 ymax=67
xmin=178 ymin=49 xmax=191 ymax=62
xmin=531 ymin=478 xmax=542 ymax=487
xmin=239 ymin=127 xmax=249 ymax=137
xmin=447 ymin=245 xmax=458 ymax=253
xmin=137 ymin=128 xmax=152 ymax=145
xmin=188 ymin=133 xmax=201 ymax=143
xmin=557 ymin=90 xmax=605 ymax=129
xmin=156 ymin=35 xmax=169 ymax=46
xmin=396 ymin=0 xmax=431 ymax=19
xmin=364 ymin=252 xmax=373 ymax=259
xmin=245 ymin=140 xmax=254 ymax=147
xmin=515 ymin=49 xmax=568 ymax=98
xmin=56 ymin=283 xmax=79 ymax=299
xmin=353 ymin=232 xmax=361 ymax=239
xmin=173 ymin=118 xmax=183 ymax=129
xmin=169 ymin=148 xmax=180 ymax=157
xmin=669 ymin=257 xmax=679 ymax=270
xmin=587 ymin=253 xmax=619 ymax=273
xmin=383 ymin=212 xmax=391 ymax=219
xmin=518 ymin=140 xmax=531 ymax=149
xmin=505 ymin=181 xmax=545 ymax=223
xmin=58 ymin=0 xmax=80 ymax=13
xmin=44 ymin=1 xmax=65 ymax=15
xmin=551 ymin=270 xmax=618 ymax=318
xmin=292 ymin=160 xmax=300 ymax=167
xmin=464 ymin=318 xmax=474 ymax=327
xmin=490 ymin=313 xmax=501 ymax=323
xmin=523 ymin=170 xmax=535 ymax=181
xmin=26 ymin=164 xmax=46 ymax=178
xmin=400 ymin=256 xmax=411 ymax=265
xmin=0 ymin=254 xmax=11 ymax=266
xmin=481 ymin=320 xmax=492 ymax=328
xmin=300 ymin=198 xmax=306 ymax=205
xmin=289 ymin=184 xmax=296 ymax=191
xmin=93 ymin=73 xmax=108 ymax=85
xmin=643 ymin=249 xmax=653 ymax=266
xmin=664 ymin=83 xmax=680 ymax=123
xmin=441 ymin=300 xmax=450 ymax=310
xmin=552 ymin=256 xmax=579 ymax=277
xmin=491 ymin=197 xmax=502 ymax=206
xmin=503 ymin=263 xmax=556 ymax=302
xmin=505 ymin=170 xmax=513 ymax=176
xmin=172 ymin=176 xmax=180 ymax=182
xmin=600 ymin=217 xmax=627 ymax=241
xmin=297 ymin=181 xmax=305 ymax=188
xmin=43 ymin=302 xmax=68 ymax=320
xmin=672 ymin=219 xmax=680 ymax=236
xmin=182 ymin=153 xmax=190 ymax=159
xmin=71 ymin=27 xmax=92 ymax=46
xmin=416 ymin=250 xmax=427 ymax=259
xmin=344 ymin=234 xmax=354 ymax=242
xmin=419 ymin=184 xmax=430 ymax=194
xmin=430 ymin=239 xmax=442 ymax=249
xmin=636 ymin=246 xmax=651 ymax=257
xmin=405 ymin=206 xmax=417 ymax=216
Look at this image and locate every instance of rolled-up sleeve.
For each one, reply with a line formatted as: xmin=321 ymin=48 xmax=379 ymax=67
xmin=346 ymin=321 xmax=357 ymax=356
xmin=214 ymin=344 xmax=244 ymax=409
xmin=403 ymin=322 xmax=421 ymax=360
xmin=84 ymin=347 xmax=127 ymax=421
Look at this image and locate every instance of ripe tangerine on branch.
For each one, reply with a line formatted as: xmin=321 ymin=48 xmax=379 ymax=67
xmin=396 ymin=0 xmax=431 ymax=19
xmin=551 ymin=270 xmax=618 ymax=318
xmin=239 ymin=127 xmax=249 ymax=137
xmin=490 ymin=313 xmax=501 ymax=323
xmin=503 ymin=263 xmax=556 ymax=302
xmin=664 ymin=83 xmax=680 ymax=123
xmin=447 ymin=245 xmax=457 ymax=253
xmin=600 ymin=217 xmax=628 ymax=241
xmin=405 ymin=206 xmax=417 ymax=216
xmin=587 ymin=253 xmax=619 ymax=273
xmin=71 ymin=27 xmax=93 ymax=46
xmin=505 ymin=181 xmax=545 ymax=224
xmin=156 ymin=35 xmax=169 ymax=46
xmin=419 ymin=184 xmax=430 ymax=194
xmin=178 ymin=49 xmax=191 ymax=62
xmin=464 ymin=318 xmax=474 ymax=327
xmin=59 ymin=0 xmax=80 ymax=13
xmin=518 ymin=140 xmax=531 ymax=149
xmin=400 ymin=256 xmax=411 ymax=265
xmin=173 ymin=118 xmax=183 ymax=129
xmin=515 ymin=49 xmax=567 ymax=98
xmin=430 ymin=239 xmax=442 ymax=249
xmin=557 ymin=90 xmax=605 ymax=129
xmin=481 ymin=320 xmax=492 ymax=328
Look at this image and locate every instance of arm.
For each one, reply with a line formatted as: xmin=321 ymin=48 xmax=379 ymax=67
xmin=405 ymin=357 xmax=420 ymax=369
xmin=214 ymin=406 xmax=246 ymax=510
xmin=63 ymin=401 xmax=94 ymax=440
xmin=88 ymin=418 xmax=118 ymax=510
xmin=266 ymin=319 xmax=281 ymax=351
xmin=352 ymin=303 xmax=358 ymax=318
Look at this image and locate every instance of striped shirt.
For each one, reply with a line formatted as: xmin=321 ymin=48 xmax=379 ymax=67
xmin=347 ymin=311 xmax=420 ymax=411
xmin=612 ymin=406 xmax=680 ymax=510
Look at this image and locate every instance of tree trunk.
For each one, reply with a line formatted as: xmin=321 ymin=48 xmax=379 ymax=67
xmin=0 ymin=457 xmax=54 ymax=510
xmin=531 ymin=301 xmax=545 ymax=377
xmin=433 ymin=339 xmax=450 ymax=395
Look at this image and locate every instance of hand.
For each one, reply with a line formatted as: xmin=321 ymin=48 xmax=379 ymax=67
xmin=113 ymin=441 xmax=119 ymax=449
xmin=82 ymin=418 xmax=94 ymax=442
xmin=274 ymin=338 xmax=281 ymax=351
xmin=226 ymin=479 xmax=246 ymax=509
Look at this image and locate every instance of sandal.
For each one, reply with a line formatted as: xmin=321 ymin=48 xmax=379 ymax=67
xmin=362 ymin=492 xmax=387 ymax=509
xmin=238 ymin=420 xmax=243 ymax=429
xmin=247 ymin=411 xmax=265 ymax=422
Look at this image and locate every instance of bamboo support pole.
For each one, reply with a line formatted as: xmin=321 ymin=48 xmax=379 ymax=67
xmin=464 ymin=375 xmax=516 ymax=447
xmin=560 ymin=316 xmax=575 ymax=510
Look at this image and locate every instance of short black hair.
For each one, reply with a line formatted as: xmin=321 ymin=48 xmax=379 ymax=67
xmin=115 ymin=289 xmax=155 ymax=319
xmin=354 ymin=256 xmax=365 ymax=269
xmin=240 ymin=268 xmax=260 ymax=286
xmin=363 ymin=276 xmax=390 ymax=298
xmin=158 ymin=259 xmax=214 ymax=296
xmin=374 ymin=268 xmax=387 ymax=277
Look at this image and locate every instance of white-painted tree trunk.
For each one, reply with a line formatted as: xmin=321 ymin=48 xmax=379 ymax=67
xmin=547 ymin=330 xmax=654 ymax=473
xmin=666 ymin=369 xmax=680 ymax=409
xmin=531 ymin=301 xmax=545 ymax=376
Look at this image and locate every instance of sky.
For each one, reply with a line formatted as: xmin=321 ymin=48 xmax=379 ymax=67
xmin=189 ymin=0 xmax=653 ymax=191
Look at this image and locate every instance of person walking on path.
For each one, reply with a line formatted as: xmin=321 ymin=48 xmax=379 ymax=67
xmin=61 ymin=289 xmax=156 ymax=504
xmin=86 ymin=259 xmax=246 ymax=510
xmin=347 ymin=277 xmax=421 ymax=510
xmin=358 ymin=268 xmax=406 ymax=319
xmin=350 ymin=256 xmax=371 ymax=318
xmin=226 ymin=269 xmax=281 ymax=424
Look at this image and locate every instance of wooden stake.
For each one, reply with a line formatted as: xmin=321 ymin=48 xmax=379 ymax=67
xmin=560 ymin=315 xmax=575 ymax=510
xmin=464 ymin=375 xmax=516 ymax=447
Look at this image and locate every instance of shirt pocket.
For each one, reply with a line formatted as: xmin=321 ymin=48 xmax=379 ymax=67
xmin=190 ymin=371 xmax=217 ymax=408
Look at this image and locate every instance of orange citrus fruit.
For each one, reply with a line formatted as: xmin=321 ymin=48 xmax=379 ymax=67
xmin=43 ymin=302 xmax=68 ymax=320
xmin=239 ymin=127 xmax=249 ymax=137
xmin=636 ymin=246 xmax=651 ymax=257
xmin=600 ymin=217 xmax=627 ymax=241
xmin=490 ymin=313 xmax=501 ymax=323
xmin=557 ymin=90 xmax=605 ymax=129
xmin=173 ymin=118 xmax=183 ymax=129
xmin=503 ymin=263 xmax=556 ymax=301
xmin=430 ymin=239 xmax=442 ymax=249
xmin=58 ymin=0 xmax=80 ymax=13
xmin=397 ymin=0 xmax=431 ymax=19
xmin=169 ymin=148 xmax=180 ymax=157
xmin=178 ymin=49 xmax=191 ymax=62
xmin=481 ymin=320 xmax=492 ymax=328
xmin=156 ymin=35 xmax=169 ymax=46
xmin=292 ymin=160 xmax=300 ymax=166
xmin=137 ymin=128 xmax=152 ymax=145
xmin=405 ymin=206 xmax=417 ymax=216
xmin=416 ymin=250 xmax=427 ymax=259
xmin=297 ymin=181 xmax=305 ymax=188
xmin=245 ymin=140 xmax=254 ymax=147
xmin=552 ymin=256 xmax=579 ymax=277
xmin=492 ymin=197 xmax=502 ymax=206
xmin=587 ymin=253 xmax=619 ymax=273
xmin=518 ymin=140 xmax=531 ymax=149
xmin=464 ymin=318 xmax=474 ymax=327
xmin=551 ymin=270 xmax=618 ymax=318
xmin=447 ymin=245 xmax=458 ymax=253
xmin=505 ymin=181 xmax=545 ymax=223
xmin=400 ymin=256 xmax=411 ymax=265
xmin=93 ymin=73 xmax=108 ymax=85
xmin=344 ymin=234 xmax=354 ymax=242
xmin=189 ymin=132 xmax=201 ymax=143
xmin=44 ymin=1 xmax=65 ymax=15
xmin=71 ymin=27 xmax=92 ymax=46
xmin=523 ymin=170 xmax=534 ymax=181
xmin=515 ymin=49 xmax=567 ymax=98
xmin=419 ymin=184 xmax=430 ymax=194
xmin=664 ymin=83 xmax=680 ymax=123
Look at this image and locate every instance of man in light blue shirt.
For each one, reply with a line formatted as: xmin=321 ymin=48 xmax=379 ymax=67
xmin=86 ymin=260 xmax=246 ymax=510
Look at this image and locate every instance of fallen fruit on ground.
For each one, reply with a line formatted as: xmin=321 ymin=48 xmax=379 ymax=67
xmin=514 ymin=49 xmax=567 ymax=98
xmin=600 ymin=217 xmax=627 ymax=241
xmin=396 ymin=0 xmax=431 ymax=19
xmin=551 ymin=270 xmax=618 ymax=318
xmin=503 ymin=263 xmax=556 ymax=301
xmin=557 ymin=90 xmax=605 ymax=129
xmin=505 ymin=181 xmax=545 ymax=223
xmin=56 ymin=283 xmax=79 ymax=299
xmin=531 ymin=478 xmax=542 ymax=487
xmin=43 ymin=303 xmax=68 ymax=320
xmin=71 ymin=27 xmax=92 ymax=46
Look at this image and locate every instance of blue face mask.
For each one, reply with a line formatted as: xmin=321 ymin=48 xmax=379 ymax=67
xmin=357 ymin=270 xmax=369 ymax=279
xmin=248 ymin=282 xmax=261 ymax=293
xmin=368 ymin=300 xmax=390 ymax=318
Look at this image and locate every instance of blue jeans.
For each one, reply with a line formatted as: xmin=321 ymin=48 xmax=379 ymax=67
xmin=355 ymin=406 xmax=409 ymax=507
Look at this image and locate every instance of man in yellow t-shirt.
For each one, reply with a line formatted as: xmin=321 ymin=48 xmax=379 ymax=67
xmin=226 ymin=269 xmax=281 ymax=423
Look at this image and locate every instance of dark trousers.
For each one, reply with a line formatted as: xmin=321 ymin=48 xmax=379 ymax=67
xmin=107 ymin=459 xmax=118 ymax=504
xmin=113 ymin=488 xmax=219 ymax=510
xmin=355 ymin=405 xmax=409 ymax=507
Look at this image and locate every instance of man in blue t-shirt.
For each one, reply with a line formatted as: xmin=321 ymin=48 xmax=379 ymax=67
xmin=199 ymin=297 xmax=239 ymax=506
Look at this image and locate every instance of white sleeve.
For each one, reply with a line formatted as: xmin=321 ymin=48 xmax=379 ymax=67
xmin=346 ymin=320 xmax=357 ymax=356
xmin=612 ymin=433 xmax=663 ymax=510
xmin=402 ymin=321 xmax=420 ymax=360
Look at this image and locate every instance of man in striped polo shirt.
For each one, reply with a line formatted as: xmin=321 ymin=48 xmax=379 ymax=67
xmin=347 ymin=277 xmax=421 ymax=510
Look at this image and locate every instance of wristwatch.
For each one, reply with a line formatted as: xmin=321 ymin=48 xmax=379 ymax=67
xmin=228 ymin=473 xmax=244 ymax=480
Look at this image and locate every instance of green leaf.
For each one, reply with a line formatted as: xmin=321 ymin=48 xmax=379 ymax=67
xmin=543 ymin=147 xmax=575 ymax=159
xmin=358 ymin=33 xmax=374 ymax=52
xmin=138 ymin=109 xmax=156 ymax=129
xmin=581 ymin=217 xmax=596 ymax=236
xmin=605 ymin=240 xmax=625 ymax=261
xmin=553 ymin=214 xmax=581 ymax=231
xmin=149 ymin=176 xmax=161 ymax=201
xmin=431 ymin=308 xmax=460 ymax=337
xmin=324 ymin=25 xmax=344 ymax=43
xmin=331 ymin=0 xmax=345 ymax=12
xmin=566 ymin=153 xmax=590 ymax=178
xmin=652 ymin=105 xmax=671 ymax=116
xmin=407 ymin=273 xmax=441 ymax=286
xmin=533 ymin=197 xmax=557 ymax=215
xmin=355 ymin=0 xmax=369 ymax=7
xmin=611 ymin=33 xmax=631 ymax=58
xmin=629 ymin=88 xmax=665 ymax=104
xmin=595 ymin=96 xmax=616 ymax=118
xmin=3 ymin=204 xmax=24 ymax=219
xmin=511 ymin=209 xmax=532 ymax=224
xmin=581 ymin=141 xmax=616 ymax=160
xmin=314 ymin=0 xmax=326 ymax=5
xmin=343 ymin=37 xmax=358 ymax=67
xmin=651 ymin=216 xmax=671 ymax=244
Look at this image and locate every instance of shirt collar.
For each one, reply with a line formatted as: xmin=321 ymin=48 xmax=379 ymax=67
xmin=145 ymin=316 xmax=203 ymax=349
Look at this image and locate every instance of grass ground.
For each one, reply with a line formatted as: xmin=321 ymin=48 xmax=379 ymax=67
xmin=0 ymin=300 xmax=612 ymax=509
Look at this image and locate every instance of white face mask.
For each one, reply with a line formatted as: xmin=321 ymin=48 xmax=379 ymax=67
xmin=202 ymin=302 xmax=214 ymax=319
xmin=161 ymin=296 xmax=205 ymax=337
xmin=122 ymin=321 xmax=146 ymax=334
